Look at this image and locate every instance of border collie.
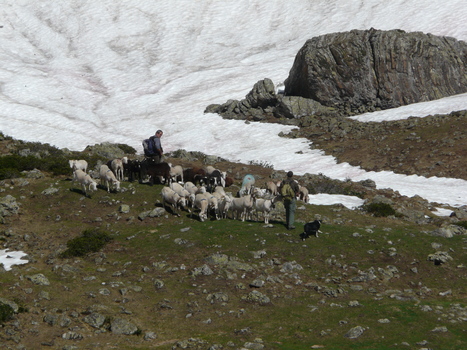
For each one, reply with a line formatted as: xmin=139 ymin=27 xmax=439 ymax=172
xmin=300 ymin=220 xmax=322 ymax=240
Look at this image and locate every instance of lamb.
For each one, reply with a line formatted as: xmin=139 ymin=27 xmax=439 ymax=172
xmin=253 ymin=196 xmax=280 ymax=224
xmin=69 ymin=159 xmax=88 ymax=173
xmin=169 ymin=164 xmax=184 ymax=183
xmin=72 ymin=169 xmax=97 ymax=196
xmin=229 ymin=194 xmax=255 ymax=221
xmin=192 ymin=193 xmax=209 ymax=222
xmin=110 ymin=158 xmax=126 ymax=181
xmin=161 ymin=186 xmax=186 ymax=216
xmin=99 ymin=164 xmax=121 ymax=192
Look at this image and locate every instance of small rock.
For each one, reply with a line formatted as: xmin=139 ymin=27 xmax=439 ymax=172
xmin=344 ymin=326 xmax=365 ymax=339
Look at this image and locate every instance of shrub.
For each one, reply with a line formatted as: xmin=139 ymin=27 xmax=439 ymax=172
xmin=0 ymin=167 xmax=22 ymax=180
xmin=0 ymin=303 xmax=14 ymax=324
xmin=0 ymin=153 xmax=71 ymax=178
xmin=454 ymin=221 xmax=467 ymax=229
xmin=115 ymin=143 xmax=137 ymax=155
xmin=363 ymin=202 xmax=396 ymax=217
xmin=60 ymin=228 xmax=113 ymax=258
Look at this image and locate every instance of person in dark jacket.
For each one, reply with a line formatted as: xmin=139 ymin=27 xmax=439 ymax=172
xmin=281 ymin=171 xmax=300 ymax=230
xmin=148 ymin=130 xmax=164 ymax=163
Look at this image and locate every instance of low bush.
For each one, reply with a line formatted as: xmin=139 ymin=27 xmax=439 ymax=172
xmin=115 ymin=143 xmax=137 ymax=155
xmin=0 ymin=153 xmax=71 ymax=178
xmin=60 ymin=228 xmax=113 ymax=258
xmin=0 ymin=303 xmax=14 ymax=324
xmin=454 ymin=220 xmax=467 ymax=229
xmin=363 ymin=202 xmax=396 ymax=217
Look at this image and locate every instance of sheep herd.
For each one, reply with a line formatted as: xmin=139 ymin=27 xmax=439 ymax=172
xmin=69 ymin=157 xmax=310 ymax=223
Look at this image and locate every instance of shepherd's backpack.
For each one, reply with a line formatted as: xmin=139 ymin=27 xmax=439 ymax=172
xmin=281 ymin=182 xmax=295 ymax=200
xmin=142 ymin=138 xmax=155 ymax=156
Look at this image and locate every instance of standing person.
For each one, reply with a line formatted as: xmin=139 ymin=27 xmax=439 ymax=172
xmin=281 ymin=171 xmax=300 ymax=230
xmin=145 ymin=130 xmax=164 ymax=163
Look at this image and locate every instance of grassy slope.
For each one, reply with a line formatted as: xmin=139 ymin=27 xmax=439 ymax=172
xmin=0 ymin=171 xmax=466 ymax=350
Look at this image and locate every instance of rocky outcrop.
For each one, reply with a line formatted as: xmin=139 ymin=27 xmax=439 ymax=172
xmin=284 ymin=29 xmax=467 ymax=114
xmin=206 ymin=29 xmax=467 ymax=120
xmin=205 ymin=78 xmax=336 ymax=121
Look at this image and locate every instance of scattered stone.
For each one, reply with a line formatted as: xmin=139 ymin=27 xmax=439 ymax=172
xmin=344 ymin=325 xmax=365 ymax=339
xmin=427 ymin=251 xmax=453 ymax=265
xmin=242 ymin=290 xmax=271 ymax=305
xmin=0 ymin=195 xmax=20 ymax=216
xmin=439 ymin=289 xmax=452 ymax=296
xmin=119 ymin=204 xmax=130 ymax=213
xmin=249 ymin=278 xmax=265 ymax=288
xmin=26 ymin=273 xmax=50 ymax=286
xmin=431 ymin=224 xmax=466 ymax=238
xmin=144 ymin=331 xmax=157 ymax=340
xmin=110 ymin=317 xmax=138 ymax=335
xmin=0 ymin=298 xmax=19 ymax=312
xmin=41 ymin=187 xmax=59 ymax=195
xmin=191 ymin=264 xmax=214 ymax=276
xmin=83 ymin=312 xmax=106 ymax=328
xmin=431 ymin=326 xmax=448 ymax=332
xmin=62 ymin=331 xmax=83 ymax=340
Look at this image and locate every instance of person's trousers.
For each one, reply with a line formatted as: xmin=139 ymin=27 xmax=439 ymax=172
xmin=284 ymin=198 xmax=296 ymax=228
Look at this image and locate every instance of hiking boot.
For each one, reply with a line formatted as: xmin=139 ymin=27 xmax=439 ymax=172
xmin=288 ymin=226 xmax=296 ymax=230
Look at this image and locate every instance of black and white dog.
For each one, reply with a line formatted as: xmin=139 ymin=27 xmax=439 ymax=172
xmin=300 ymin=220 xmax=322 ymax=240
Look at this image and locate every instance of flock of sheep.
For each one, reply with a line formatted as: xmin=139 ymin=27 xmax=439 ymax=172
xmin=69 ymin=157 xmax=310 ymax=223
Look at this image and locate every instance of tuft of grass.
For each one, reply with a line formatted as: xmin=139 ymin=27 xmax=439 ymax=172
xmin=248 ymin=159 xmax=274 ymax=169
xmin=59 ymin=228 xmax=113 ymax=258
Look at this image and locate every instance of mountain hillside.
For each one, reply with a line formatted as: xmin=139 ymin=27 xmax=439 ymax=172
xmin=0 ymin=135 xmax=466 ymax=350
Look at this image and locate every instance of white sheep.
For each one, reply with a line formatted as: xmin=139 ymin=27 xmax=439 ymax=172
xmin=298 ymin=185 xmax=309 ymax=203
xmin=253 ymin=196 xmax=280 ymax=224
xmin=229 ymin=194 xmax=255 ymax=221
xmin=204 ymin=165 xmax=216 ymax=175
xmin=72 ymin=169 xmax=97 ymax=196
xmin=69 ymin=159 xmax=88 ymax=173
xmin=266 ymin=181 xmax=278 ymax=195
xmin=184 ymin=181 xmax=198 ymax=196
xmin=110 ymin=158 xmax=125 ymax=181
xmin=213 ymin=186 xmax=227 ymax=196
xmin=161 ymin=186 xmax=186 ymax=216
xmin=216 ymin=193 xmax=232 ymax=219
xmin=203 ymin=192 xmax=220 ymax=220
xmin=99 ymin=164 xmax=121 ymax=192
xmin=192 ymin=193 xmax=209 ymax=222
